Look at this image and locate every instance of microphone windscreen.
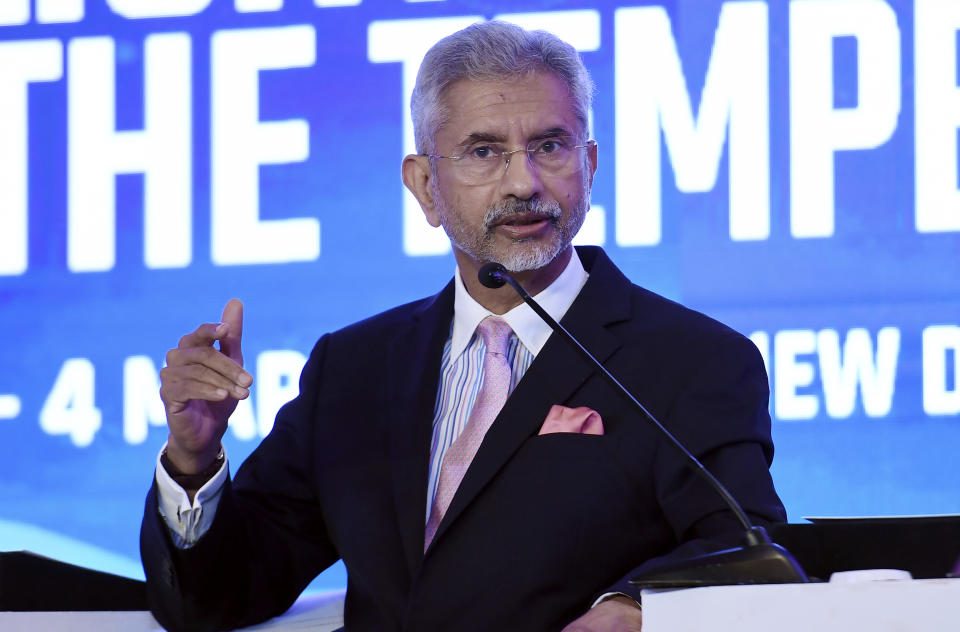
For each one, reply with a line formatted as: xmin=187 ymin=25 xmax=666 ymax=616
xmin=478 ymin=263 xmax=507 ymax=288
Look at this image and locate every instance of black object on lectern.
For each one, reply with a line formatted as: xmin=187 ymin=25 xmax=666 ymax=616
xmin=0 ymin=551 xmax=147 ymax=611
xmin=770 ymin=515 xmax=960 ymax=582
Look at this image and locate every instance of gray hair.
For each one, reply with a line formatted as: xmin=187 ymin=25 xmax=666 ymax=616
xmin=411 ymin=20 xmax=594 ymax=154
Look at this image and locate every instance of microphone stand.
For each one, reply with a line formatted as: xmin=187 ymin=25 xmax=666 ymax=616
xmin=479 ymin=262 xmax=808 ymax=587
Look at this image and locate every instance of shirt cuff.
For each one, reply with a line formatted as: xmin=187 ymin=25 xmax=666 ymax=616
xmin=591 ymin=592 xmax=642 ymax=610
xmin=154 ymin=442 xmax=228 ymax=549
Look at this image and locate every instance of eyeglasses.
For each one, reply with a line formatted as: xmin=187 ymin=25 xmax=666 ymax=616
xmin=424 ymin=137 xmax=595 ymax=185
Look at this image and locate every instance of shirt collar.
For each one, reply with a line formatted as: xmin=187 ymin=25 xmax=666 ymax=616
xmin=451 ymin=249 xmax=589 ymax=360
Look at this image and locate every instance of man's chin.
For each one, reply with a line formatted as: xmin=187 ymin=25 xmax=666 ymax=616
xmin=495 ymin=240 xmax=566 ymax=273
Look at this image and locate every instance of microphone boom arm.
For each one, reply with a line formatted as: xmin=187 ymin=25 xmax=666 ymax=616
xmin=492 ymin=267 xmax=758 ymax=539
xmin=479 ymin=262 xmax=808 ymax=586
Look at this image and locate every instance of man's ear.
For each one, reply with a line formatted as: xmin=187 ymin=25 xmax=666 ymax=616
xmin=586 ymin=140 xmax=598 ymax=189
xmin=402 ymin=154 xmax=441 ymax=227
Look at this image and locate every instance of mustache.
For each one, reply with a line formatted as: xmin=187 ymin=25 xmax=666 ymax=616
xmin=482 ymin=197 xmax=562 ymax=230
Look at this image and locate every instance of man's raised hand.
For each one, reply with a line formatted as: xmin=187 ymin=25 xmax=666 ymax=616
xmin=159 ymin=299 xmax=252 ymax=474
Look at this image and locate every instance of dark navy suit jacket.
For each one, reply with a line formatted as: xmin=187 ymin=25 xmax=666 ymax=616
xmin=140 ymin=246 xmax=786 ymax=631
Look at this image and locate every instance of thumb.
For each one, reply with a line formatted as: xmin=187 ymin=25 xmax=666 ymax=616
xmin=219 ymin=298 xmax=244 ymax=364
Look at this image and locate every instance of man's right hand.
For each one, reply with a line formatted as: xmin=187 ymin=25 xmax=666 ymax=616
xmin=159 ymin=299 xmax=252 ymax=474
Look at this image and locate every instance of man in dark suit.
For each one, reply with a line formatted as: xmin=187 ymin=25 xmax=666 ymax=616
xmin=142 ymin=21 xmax=785 ymax=632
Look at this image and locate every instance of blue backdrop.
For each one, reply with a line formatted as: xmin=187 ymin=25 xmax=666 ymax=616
xmin=1 ymin=0 xmax=958 ymax=591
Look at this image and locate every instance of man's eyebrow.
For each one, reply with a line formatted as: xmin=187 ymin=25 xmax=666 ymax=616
xmin=531 ymin=127 xmax=574 ymax=140
xmin=457 ymin=132 xmax=505 ymax=147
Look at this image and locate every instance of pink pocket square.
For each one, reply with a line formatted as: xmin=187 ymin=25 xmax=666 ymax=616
xmin=538 ymin=405 xmax=604 ymax=436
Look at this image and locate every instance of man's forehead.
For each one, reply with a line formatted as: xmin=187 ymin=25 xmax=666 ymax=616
xmin=437 ymin=72 xmax=580 ymax=142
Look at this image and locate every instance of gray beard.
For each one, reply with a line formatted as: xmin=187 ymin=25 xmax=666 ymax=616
xmin=434 ymin=187 xmax=590 ymax=273
xmin=481 ymin=197 xmax=564 ymax=272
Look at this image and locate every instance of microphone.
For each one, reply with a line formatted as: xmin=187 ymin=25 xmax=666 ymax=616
xmin=478 ymin=262 xmax=808 ymax=587
xmin=478 ymin=263 xmax=508 ymax=289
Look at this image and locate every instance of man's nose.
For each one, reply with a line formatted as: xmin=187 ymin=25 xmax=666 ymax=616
xmin=498 ymin=150 xmax=542 ymax=200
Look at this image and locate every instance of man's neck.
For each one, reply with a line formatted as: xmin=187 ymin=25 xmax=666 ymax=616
xmin=457 ymin=247 xmax=573 ymax=315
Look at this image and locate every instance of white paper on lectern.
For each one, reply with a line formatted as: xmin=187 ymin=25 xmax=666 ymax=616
xmin=641 ymin=578 xmax=960 ymax=632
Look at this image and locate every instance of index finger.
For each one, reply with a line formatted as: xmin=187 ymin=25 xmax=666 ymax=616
xmin=178 ymin=322 xmax=228 ymax=350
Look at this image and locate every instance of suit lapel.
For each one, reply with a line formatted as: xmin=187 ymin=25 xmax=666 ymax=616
xmin=429 ymin=247 xmax=634 ymax=548
xmin=386 ymin=282 xmax=455 ymax=576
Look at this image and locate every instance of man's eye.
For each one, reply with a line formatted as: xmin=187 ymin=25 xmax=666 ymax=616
xmin=468 ymin=145 xmax=498 ymax=160
xmin=537 ymin=139 xmax=567 ymax=154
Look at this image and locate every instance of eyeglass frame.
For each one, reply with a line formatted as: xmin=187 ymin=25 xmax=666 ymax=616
xmin=421 ymin=136 xmax=597 ymax=182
